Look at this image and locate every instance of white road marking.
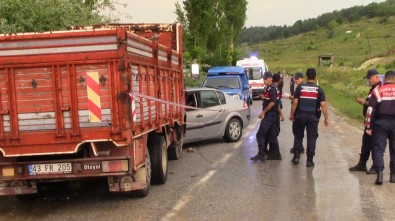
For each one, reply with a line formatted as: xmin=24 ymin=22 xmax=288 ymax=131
xmin=161 ymin=170 xmax=216 ymax=221
xmin=161 ymin=112 xmax=262 ymax=220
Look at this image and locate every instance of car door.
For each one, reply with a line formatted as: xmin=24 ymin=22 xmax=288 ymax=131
xmin=199 ymin=90 xmax=226 ymax=140
xmin=184 ymin=91 xmax=204 ymax=143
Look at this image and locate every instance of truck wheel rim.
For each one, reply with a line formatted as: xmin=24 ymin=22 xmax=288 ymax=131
xmin=162 ymin=142 xmax=167 ymax=173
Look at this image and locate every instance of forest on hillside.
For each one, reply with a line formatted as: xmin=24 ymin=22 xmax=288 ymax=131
xmin=238 ymin=0 xmax=395 ymax=44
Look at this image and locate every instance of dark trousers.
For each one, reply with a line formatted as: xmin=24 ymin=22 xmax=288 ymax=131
xmin=256 ymin=112 xmax=279 ymax=155
xmin=293 ymin=112 xmax=319 ymax=157
xmin=372 ymin=119 xmax=395 ymax=172
xmin=360 ymin=131 xmax=373 ymax=163
xmin=264 ymin=115 xmax=280 ymax=152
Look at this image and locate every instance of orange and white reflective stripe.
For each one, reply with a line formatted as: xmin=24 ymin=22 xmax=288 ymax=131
xmin=130 ymin=94 xmax=137 ymax=121
xmin=87 ymin=72 xmax=102 ymax=122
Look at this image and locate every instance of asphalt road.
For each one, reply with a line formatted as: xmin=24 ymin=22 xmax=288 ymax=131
xmin=1 ymin=78 xmax=395 ymax=221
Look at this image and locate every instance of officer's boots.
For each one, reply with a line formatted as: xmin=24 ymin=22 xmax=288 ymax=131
xmin=375 ymin=170 xmax=383 ymax=185
xmin=366 ymin=166 xmax=377 ymax=174
xmin=349 ymin=161 xmax=367 ymax=172
xmin=250 ymin=153 xmax=265 ymax=162
xmin=291 ymin=151 xmax=300 ymax=165
xmin=306 ymin=156 xmax=315 ymax=167
xmin=267 ymin=145 xmax=282 ymax=160
xmin=390 ymin=173 xmax=395 ymax=183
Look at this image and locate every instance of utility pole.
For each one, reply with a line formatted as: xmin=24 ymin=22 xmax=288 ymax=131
xmin=366 ymin=35 xmax=372 ymax=57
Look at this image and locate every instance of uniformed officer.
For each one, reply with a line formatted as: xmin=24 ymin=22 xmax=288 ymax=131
xmin=250 ymin=71 xmax=280 ymax=162
xmin=365 ymin=70 xmax=395 ymax=185
xmin=289 ymin=68 xmax=329 ymax=167
xmin=349 ymin=69 xmax=382 ymax=174
xmin=264 ymin=73 xmax=283 ymax=160
xmin=289 ymin=72 xmax=305 ymax=154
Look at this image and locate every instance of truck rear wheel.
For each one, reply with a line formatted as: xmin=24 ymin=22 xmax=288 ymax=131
xmin=135 ymin=147 xmax=151 ymax=197
xmin=148 ymin=134 xmax=168 ymax=184
xmin=16 ymin=194 xmax=38 ymax=201
xmin=168 ymin=125 xmax=184 ymax=160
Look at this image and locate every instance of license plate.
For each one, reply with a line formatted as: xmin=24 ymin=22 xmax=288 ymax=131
xmin=28 ymin=163 xmax=72 ymax=175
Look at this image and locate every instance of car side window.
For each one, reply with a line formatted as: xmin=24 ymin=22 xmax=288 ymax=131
xmin=200 ymin=90 xmax=220 ymax=108
xmin=186 ymin=92 xmax=198 ymax=111
xmin=217 ymin=91 xmax=226 ymax=104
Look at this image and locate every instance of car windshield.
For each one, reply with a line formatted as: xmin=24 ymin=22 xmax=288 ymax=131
xmin=245 ymin=68 xmax=262 ymax=80
xmin=203 ymin=77 xmax=240 ymax=89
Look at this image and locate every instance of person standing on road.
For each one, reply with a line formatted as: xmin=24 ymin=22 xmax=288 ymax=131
xmin=289 ymin=68 xmax=329 ymax=167
xmin=365 ymin=70 xmax=395 ymax=185
xmin=290 ymin=74 xmax=296 ymax=96
xmin=263 ymin=73 xmax=284 ymax=160
xmin=289 ymin=72 xmax=305 ymax=154
xmin=251 ymin=71 xmax=280 ymax=162
xmin=349 ymin=69 xmax=382 ymax=174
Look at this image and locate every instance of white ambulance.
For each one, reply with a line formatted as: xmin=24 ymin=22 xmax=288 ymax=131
xmin=236 ymin=56 xmax=269 ymax=97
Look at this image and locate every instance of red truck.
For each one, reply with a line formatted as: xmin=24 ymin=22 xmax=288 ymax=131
xmin=0 ymin=23 xmax=185 ymax=198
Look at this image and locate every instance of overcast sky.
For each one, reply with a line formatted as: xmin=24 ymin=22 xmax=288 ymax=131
xmin=114 ymin=0 xmax=386 ymax=27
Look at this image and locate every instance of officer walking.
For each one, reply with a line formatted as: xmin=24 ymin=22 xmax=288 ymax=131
xmin=349 ymin=69 xmax=382 ymax=174
xmin=289 ymin=72 xmax=305 ymax=154
xmin=289 ymin=68 xmax=329 ymax=167
xmin=265 ymin=73 xmax=283 ymax=160
xmin=365 ymin=70 xmax=395 ymax=185
xmin=251 ymin=71 xmax=280 ymax=162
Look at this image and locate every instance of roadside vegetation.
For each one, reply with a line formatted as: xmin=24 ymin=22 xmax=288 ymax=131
xmin=0 ymin=0 xmax=116 ymax=33
xmin=237 ymin=14 xmax=395 ymax=123
xmin=239 ymin=14 xmax=395 ymax=122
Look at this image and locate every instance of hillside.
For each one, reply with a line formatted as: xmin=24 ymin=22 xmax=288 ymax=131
xmin=237 ymin=16 xmax=395 ymax=74
xmin=237 ymin=16 xmax=395 ymax=122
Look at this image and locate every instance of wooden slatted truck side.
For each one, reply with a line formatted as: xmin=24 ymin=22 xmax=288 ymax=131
xmin=0 ymin=23 xmax=185 ymax=198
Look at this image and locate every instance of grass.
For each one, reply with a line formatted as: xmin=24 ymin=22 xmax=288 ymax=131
xmin=238 ymin=17 xmax=395 ymax=74
xmin=237 ymin=16 xmax=395 ymax=122
xmin=320 ymin=84 xmax=364 ymax=126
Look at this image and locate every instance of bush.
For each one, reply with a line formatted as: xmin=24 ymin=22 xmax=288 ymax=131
xmin=384 ymin=60 xmax=395 ymax=69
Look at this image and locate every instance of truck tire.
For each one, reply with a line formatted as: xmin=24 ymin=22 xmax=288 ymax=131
xmin=224 ymin=118 xmax=242 ymax=142
xmin=168 ymin=125 xmax=184 ymax=160
xmin=148 ymin=135 xmax=168 ymax=184
xmin=16 ymin=194 xmax=38 ymax=201
xmin=168 ymin=136 xmax=183 ymax=160
xmin=135 ymin=147 xmax=151 ymax=197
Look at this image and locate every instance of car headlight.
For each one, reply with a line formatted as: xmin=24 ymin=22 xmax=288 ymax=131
xmin=232 ymin=94 xmax=241 ymax=100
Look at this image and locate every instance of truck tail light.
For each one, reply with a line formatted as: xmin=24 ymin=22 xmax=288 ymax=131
xmin=102 ymin=160 xmax=129 ymax=173
xmin=2 ymin=167 xmax=15 ymax=177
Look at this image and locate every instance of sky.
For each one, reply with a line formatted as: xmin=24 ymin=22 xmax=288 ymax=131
xmin=113 ymin=0 xmax=386 ymax=27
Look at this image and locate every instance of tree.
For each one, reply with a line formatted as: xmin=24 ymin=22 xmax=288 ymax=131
xmin=0 ymin=0 xmax=115 ymax=33
xmin=176 ymin=0 xmax=247 ymax=66
xmin=220 ymin=0 xmax=247 ymax=64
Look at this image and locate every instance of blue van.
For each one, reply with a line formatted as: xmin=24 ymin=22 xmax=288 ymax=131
xmin=202 ymin=66 xmax=252 ymax=105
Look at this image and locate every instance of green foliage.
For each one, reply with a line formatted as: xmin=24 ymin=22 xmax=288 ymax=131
xmin=237 ymin=16 xmax=395 ymax=74
xmin=0 ymin=0 xmax=115 ymax=33
xmin=320 ymin=85 xmax=365 ymax=122
xmin=384 ymin=60 xmax=395 ymax=69
xmin=238 ymin=0 xmax=395 ymax=45
xmin=177 ymin=0 xmax=247 ymax=66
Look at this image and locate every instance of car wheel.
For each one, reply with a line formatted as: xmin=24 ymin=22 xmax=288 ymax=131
xmin=224 ymin=118 xmax=242 ymax=142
